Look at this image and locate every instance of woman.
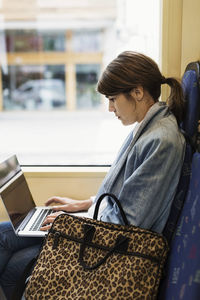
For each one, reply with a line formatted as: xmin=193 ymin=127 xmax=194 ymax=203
xmin=0 ymin=51 xmax=185 ymax=299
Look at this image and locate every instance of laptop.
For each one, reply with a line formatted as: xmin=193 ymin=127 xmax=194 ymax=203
xmin=0 ymin=155 xmax=53 ymax=237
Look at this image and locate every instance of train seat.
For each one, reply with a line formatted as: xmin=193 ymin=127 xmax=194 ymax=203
xmin=158 ymin=62 xmax=200 ymax=299
xmin=162 ymin=61 xmax=200 ymax=244
xmin=181 ymin=61 xmax=200 ymax=141
xmin=158 ymin=150 xmax=200 ymax=300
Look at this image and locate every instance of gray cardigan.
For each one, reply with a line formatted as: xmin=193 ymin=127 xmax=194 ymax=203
xmin=95 ymin=102 xmax=186 ymax=233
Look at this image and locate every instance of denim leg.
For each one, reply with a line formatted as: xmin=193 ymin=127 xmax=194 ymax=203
xmin=1 ymin=244 xmax=41 ymax=300
xmin=0 ymin=222 xmax=43 ymax=274
xmin=0 ymin=222 xmax=43 ymax=299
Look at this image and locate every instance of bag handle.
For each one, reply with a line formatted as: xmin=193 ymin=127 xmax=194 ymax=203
xmin=93 ymin=193 xmax=129 ymax=226
xmin=79 ymin=224 xmax=129 ymax=270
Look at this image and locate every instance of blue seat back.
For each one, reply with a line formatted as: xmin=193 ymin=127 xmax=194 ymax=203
xmin=181 ymin=61 xmax=200 ymax=140
xmin=162 ymin=61 xmax=200 ymax=243
xmin=162 ymin=142 xmax=192 ymax=243
xmin=158 ymin=61 xmax=200 ymax=299
xmin=158 ymin=152 xmax=200 ymax=299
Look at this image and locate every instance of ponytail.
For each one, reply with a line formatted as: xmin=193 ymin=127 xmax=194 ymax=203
xmin=162 ymin=77 xmax=185 ymax=124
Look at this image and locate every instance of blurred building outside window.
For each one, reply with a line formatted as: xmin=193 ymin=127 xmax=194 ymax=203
xmin=6 ymin=29 xmax=66 ymax=52
xmin=0 ymin=0 xmax=161 ymax=165
xmin=3 ymin=64 xmax=65 ymax=110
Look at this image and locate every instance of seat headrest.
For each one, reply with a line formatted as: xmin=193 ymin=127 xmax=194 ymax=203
xmin=181 ymin=61 xmax=200 ymax=140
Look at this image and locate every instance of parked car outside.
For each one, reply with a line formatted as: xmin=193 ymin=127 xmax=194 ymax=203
xmin=11 ymin=79 xmax=66 ymax=109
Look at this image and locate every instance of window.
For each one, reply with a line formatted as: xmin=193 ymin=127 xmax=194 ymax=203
xmin=76 ymin=64 xmax=101 ymax=109
xmin=0 ymin=0 xmax=161 ymax=165
xmin=3 ymin=65 xmax=65 ymax=110
xmin=72 ymin=30 xmax=102 ymax=52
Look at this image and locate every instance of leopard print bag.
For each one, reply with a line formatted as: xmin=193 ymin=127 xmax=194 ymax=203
xmin=25 ymin=193 xmax=169 ymax=300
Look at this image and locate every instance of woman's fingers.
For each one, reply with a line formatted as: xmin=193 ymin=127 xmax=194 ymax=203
xmin=40 ymin=211 xmax=63 ymax=231
xmin=45 ymin=196 xmax=75 ymax=206
xmin=40 ymin=224 xmax=52 ymax=231
xmin=45 ymin=196 xmax=65 ymax=206
xmin=45 ymin=197 xmax=92 ymax=213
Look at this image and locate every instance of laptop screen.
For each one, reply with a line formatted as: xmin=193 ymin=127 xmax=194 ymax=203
xmin=0 ymin=156 xmax=35 ymax=229
xmin=0 ymin=155 xmax=21 ymax=188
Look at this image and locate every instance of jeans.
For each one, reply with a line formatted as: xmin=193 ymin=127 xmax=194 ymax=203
xmin=0 ymin=222 xmax=43 ymax=300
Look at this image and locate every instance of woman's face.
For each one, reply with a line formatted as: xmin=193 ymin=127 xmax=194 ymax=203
xmin=108 ymin=93 xmax=140 ymax=125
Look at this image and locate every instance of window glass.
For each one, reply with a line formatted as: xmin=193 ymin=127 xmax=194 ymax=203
xmin=6 ymin=30 xmax=65 ymax=52
xmin=0 ymin=0 xmax=161 ymax=165
xmin=76 ymin=64 xmax=101 ymax=109
xmin=40 ymin=31 xmax=65 ymax=52
xmin=72 ymin=30 xmax=102 ymax=52
xmin=6 ymin=30 xmax=41 ymax=52
xmin=2 ymin=65 xmax=65 ymax=110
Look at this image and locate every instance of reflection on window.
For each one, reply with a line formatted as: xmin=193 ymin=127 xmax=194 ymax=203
xmin=72 ymin=30 xmax=102 ymax=52
xmin=76 ymin=64 xmax=101 ymax=109
xmin=2 ymin=65 xmax=66 ymax=110
xmin=6 ymin=30 xmax=65 ymax=52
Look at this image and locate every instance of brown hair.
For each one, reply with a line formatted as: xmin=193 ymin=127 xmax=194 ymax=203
xmin=97 ymin=51 xmax=185 ymax=123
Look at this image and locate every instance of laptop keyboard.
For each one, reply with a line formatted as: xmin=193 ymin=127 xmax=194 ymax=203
xmin=30 ymin=209 xmax=53 ymax=231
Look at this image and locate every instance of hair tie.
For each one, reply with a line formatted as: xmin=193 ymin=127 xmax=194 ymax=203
xmin=161 ymin=76 xmax=167 ymax=84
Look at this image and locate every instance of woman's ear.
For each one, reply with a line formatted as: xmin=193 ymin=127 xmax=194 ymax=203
xmin=130 ymin=86 xmax=144 ymax=101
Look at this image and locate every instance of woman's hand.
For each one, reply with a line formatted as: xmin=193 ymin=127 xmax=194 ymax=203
xmin=40 ymin=211 xmax=63 ymax=231
xmin=45 ymin=196 xmax=93 ymax=212
xmin=40 ymin=196 xmax=93 ymax=231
